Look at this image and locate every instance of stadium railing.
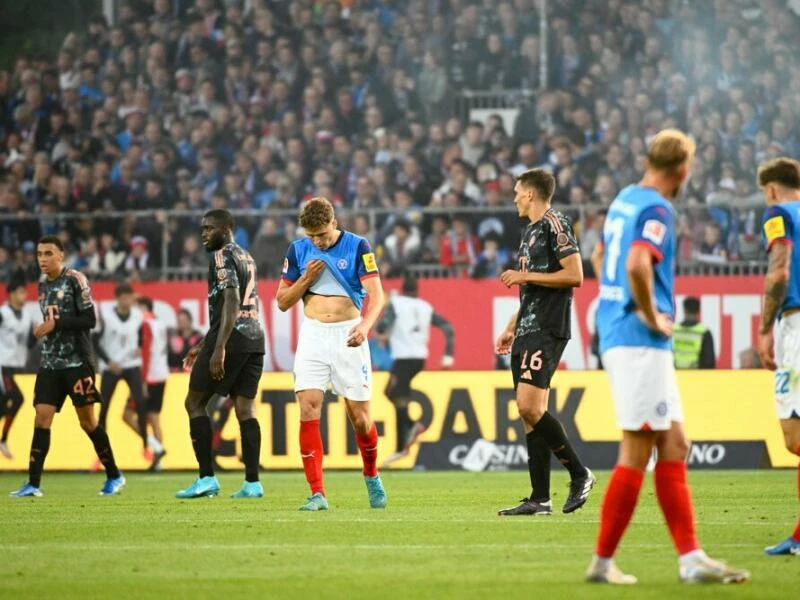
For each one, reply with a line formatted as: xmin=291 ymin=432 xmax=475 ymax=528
xmin=0 ymin=194 xmax=768 ymax=280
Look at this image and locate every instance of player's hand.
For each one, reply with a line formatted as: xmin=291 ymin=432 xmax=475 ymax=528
xmin=183 ymin=345 xmax=202 ymax=370
xmin=652 ymin=313 xmax=673 ymax=337
xmin=758 ymin=330 xmax=776 ymax=371
xmin=495 ymin=330 xmax=514 ymax=355
xmin=441 ymin=354 xmax=454 ymax=369
xmin=34 ymin=319 xmax=56 ymax=338
xmin=302 ymin=259 xmax=325 ymax=283
xmin=210 ymin=346 xmax=226 ymax=380
xmin=347 ymin=323 xmax=369 ymax=347
xmin=500 ymin=270 xmax=525 ymax=288
xmin=109 ymin=361 xmax=123 ymax=375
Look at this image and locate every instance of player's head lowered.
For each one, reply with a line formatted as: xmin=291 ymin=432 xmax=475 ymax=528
xmin=300 ymin=197 xmax=339 ymax=250
xmin=513 ymin=168 xmax=555 ymax=218
xmin=115 ymin=283 xmax=135 ymax=312
xmin=757 ymin=157 xmax=800 ymax=205
xmin=645 ymin=128 xmax=695 ymax=198
xmin=36 ymin=235 xmax=65 ymax=277
xmin=200 ymin=209 xmax=234 ymax=251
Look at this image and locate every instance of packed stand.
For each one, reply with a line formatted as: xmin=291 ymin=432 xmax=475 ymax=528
xmin=1 ymin=0 xmax=799 ymax=283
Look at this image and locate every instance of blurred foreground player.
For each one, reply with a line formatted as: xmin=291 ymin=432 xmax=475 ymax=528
xmin=176 ymin=210 xmax=265 ymax=499
xmin=495 ymin=168 xmax=594 ymax=516
xmin=755 ymin=157 xmax=800 ymax=556
xmin=0 ymin=278 xmax=35 ymax=459
xmin=380 ymin=274 xmax=454 ymax=466
xmin=10 ymin=236 xmax=124 ymax=497
xmin=277 ymin=197 xmax=387 ymax=511
xmin=589 ymin=130 xmax=749 ymax=583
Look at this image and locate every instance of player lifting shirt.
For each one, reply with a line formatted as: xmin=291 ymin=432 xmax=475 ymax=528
xmin=10 ymin=236 xmax=124 ymax=497
xmin=175 ymin=209 xmax=266 ymax=499
xmin=276 ymin=197 xmax=387 ymax=511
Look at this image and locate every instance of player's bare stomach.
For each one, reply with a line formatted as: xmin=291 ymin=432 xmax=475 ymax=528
xmin=303 ymin=294 xmax=360 ymax=323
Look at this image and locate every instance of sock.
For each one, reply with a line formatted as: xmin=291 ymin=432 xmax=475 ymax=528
xmin=239 ymin=418 xmax=261 ymax=483
xmin=28 ymin=427 xmax=51 ymax=488
xmin=189 ymin=416 xmax=214 ymax=478
xmin=793 ymin=453 xmax=800 ymax=542
xmin=356 ymin=422 xmax=379 ymax=477
xmin=534 ymin=411 xmax=587 ymax=480
xmin=654 ymin=461 xmax=700 ymax=555
xmin=87 ymin=425 xmax=121 ymax=480
xmin=299 ymin=419 xmax=325 ymax=495
xmin=1 ymin=390 xmax=22 ymax=442
xmin=595 ymin=465 xmax=645 ymax=558
xmin=525 ymin=429 xmax=551 ymax=502
xmin=395 ymin=403 xmax=412 ymax=453
xmin=147 ymin=434 xmax=164 ymax=454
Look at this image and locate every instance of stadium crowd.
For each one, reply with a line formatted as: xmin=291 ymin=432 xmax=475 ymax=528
xmin=1 ymin=0 xmax=799 ymax=283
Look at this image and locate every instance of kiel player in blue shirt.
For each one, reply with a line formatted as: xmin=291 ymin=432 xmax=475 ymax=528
xmin=755 ymin=158 xmax=800 ymax=556
xmin=277 ymin=197 xmax=387 ymax=511
xmin=587 ymin=130 xmax=749 ymax=585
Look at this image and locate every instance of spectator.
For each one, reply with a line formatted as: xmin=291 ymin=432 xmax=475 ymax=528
xmin=471 ymin=233 xmax=510 ymax=279
xmin=167 ymin=308 xmax=204 ymax=370
xmin=440 ymin=215 xmax=479 ymax=277
xmin=251 ymin=217 xmax=287 ymax=279
xmin=380 ymin=219 xmax=421 ymax=277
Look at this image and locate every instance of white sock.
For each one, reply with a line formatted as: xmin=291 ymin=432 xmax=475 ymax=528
xmin=147 ymin=434 xmax=163 ymax=454
xmin=679 ymin=548 xmax=707 ymax=565
xmin=593 ymin=555 xmax=612 ymax=570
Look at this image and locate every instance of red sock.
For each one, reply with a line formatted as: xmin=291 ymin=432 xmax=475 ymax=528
xmin=595 ymin=465 xmax=644 ymax=558
xmin=356 ymin=423 xmax=379 ymax=477
xmin=299 ymin=419 xmax=325 ymax=495
xmin=654 ymin=461 xmax=700 ymax=555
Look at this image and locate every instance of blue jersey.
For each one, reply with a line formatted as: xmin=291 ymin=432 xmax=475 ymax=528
xmin=597 ymin=185 xmax=676 ymax=352
xmin=281 ymin=230 xmax=379 ymax=311
xmin=762 ymin=200 xmax=800 ymax=315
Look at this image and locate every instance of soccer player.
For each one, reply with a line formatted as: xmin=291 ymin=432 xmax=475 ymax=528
xmin=755 ymin=157 xmax=800 ymax=556
xmin=276 ymin=197 xmax=387 ymax=511
xmin=587 ymin=130 xmax=749 ymax=584
xmin=379 ymin=274 xmax=454 ymax=466
xmin=0 ymin=278 xmax=35 ymax=459
xmin=95 ymin=283 xmax=147 ymax=454
xmin=176 ymin=209 xmax=265 ymax=499
xmin=494 ymin=168 xmax=595 ymax=516
xmin=137 ymin=297 xmax=169 ymax=471
xmin=167 ymin=309 xmax=204 ymax=370
xmin=10 ymin=236 xmax=124 ymax=497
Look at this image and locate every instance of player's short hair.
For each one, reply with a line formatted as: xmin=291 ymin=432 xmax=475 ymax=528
xmin=37 ymin=235 xmax=64 ymax=251
xmin=178 ymin=308 xmax=192 ymax=321
xmin=6 ymin=278 xmax=25 ymax=294
xmin=516 ymin=168 xmax=555 ymax=202
xmin=683 ymin=296 xmax=700 ymax=314
xmin=402 ymin=274 xmax=418 ymax=294
xmin=204 ymin=209 xmax=234 ymax=230
xmin=646 ymin=129 xmax=695 ymax=173
xmin=757 ymin=157 xmax=800 ymax=190
xmin=299 ymin=197 xmax=335 ymax=230
xmin=137 ymin=296 xmax=154 ymax=312
xmin=115 ymin=283 xmax=134 ymax=297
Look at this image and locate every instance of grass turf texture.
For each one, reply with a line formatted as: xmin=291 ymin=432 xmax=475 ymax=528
xmin=0 ymin=470 xmax=796 ymax=599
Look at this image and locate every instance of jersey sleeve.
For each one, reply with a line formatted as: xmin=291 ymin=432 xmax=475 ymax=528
xmin=68 ymin=269 xmax=95 ymax=312
xmin=212 ymin=249 xmax=240 ymax=293
xmin=356 ymin=238 xmax=380 ymax=280
xmin=546 ymin=213 xmax=580 ymax=261
xmin=632 ymin=204 xmax=673 ymax=263
xmin=281 ymin=243 xmax=301 ymax=285
xmin=762 ymin=205 xmax=794 ymax=251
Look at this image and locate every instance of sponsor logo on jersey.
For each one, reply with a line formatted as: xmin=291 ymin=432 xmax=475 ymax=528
xmin=764 ymin=215 xmax=786 ymax=243
xmin=642 ymin=219 xmax=667 ymax=245
xmin=282 ymin=258 xmax=288 ymax=274
xmin=362 ymin=252 xmax=377 ymax=272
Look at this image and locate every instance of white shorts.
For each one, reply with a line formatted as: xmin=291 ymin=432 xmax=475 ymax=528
xmin=773 ymin=312 xmax=800 ymax=420
xmin=293 ymin=317 xmax=373 ymax=401
xmin=602 ymin=346 xmax=684 ymax=431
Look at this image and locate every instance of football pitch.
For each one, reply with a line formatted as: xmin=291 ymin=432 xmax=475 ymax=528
xmin=0 ymin=470 xmax=796 ymax=599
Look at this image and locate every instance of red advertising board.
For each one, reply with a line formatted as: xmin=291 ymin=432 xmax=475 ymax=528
xmin=4 ymin=276 xmax=764 ymax=370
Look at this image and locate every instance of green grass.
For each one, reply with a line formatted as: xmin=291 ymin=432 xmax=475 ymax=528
xmin=0 ymin=470 xmax=796 ymax=599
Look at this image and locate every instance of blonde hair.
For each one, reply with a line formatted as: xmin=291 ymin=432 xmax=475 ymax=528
xmin=299 ymin=197 xmax=335 ymax=230
xmin=647 ymin=129 xmax=695 ymax=173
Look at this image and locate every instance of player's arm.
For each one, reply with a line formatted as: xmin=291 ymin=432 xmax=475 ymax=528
xmin=699 ymin=330 xmax=716 ymax=369
xmin=627 ymin=245 xmax=671 ymax=335
xmin=348 ymin=274 xmax=384 ymax=347
xmin=92 ymin=316 xmax=111 ymax=362
xmin=758 ymin=209 xmax=793 ymax=370
xmin=432 ymin=312 xmax=455 ymax=367
xmin=591 ymin=241 xmax=604 ymax=279
xmin=512 ymin=253 xmax=584 ymax=288
xmin=276 ymin=244 xmax=323 ymax=311
xmin=375 ymin=299 xmax=396 ymax=334
xmin=495 ymin=310 xmax=518 ymax=355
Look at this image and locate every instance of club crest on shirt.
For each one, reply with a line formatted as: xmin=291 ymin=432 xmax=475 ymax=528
xmin=217 ymin=268 xmax=228 ymax=281
xmin=556 ymin=232 xmax=570 ymax=247
xmin=337 ymin=258 xmax=348 ymax=269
